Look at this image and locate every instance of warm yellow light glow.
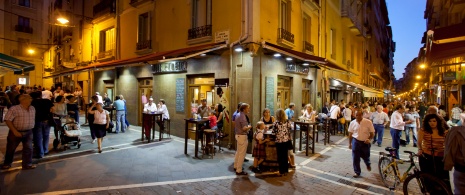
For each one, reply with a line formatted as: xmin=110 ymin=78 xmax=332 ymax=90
xmin=416 ymin=75 xmax=421 ymax=79
xmin=415 ymin=83 xmax=419 ymax=86
xmin=420 ymin=64 xmax=426 ymax=69
xmin=57 ymin=17 xmax=69 ymax=24
xmin=27 ymin=49 xmax=35 ymax=54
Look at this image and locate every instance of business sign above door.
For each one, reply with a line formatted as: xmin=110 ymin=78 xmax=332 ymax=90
xmin=152 ymin=61 xmax=187 ymax=74
xmin=286 ymin=63 xmax=309 ymax=75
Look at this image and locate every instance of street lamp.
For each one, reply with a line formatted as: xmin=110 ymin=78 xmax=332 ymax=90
xmin=27 ymin=49 xmax=35 ymax=54
xmin=420 ymin=64 xmax=426 ymax=69
xmin=416 ymin=75 xmax=421 ymax=79
xmin=57 ymin=17 xmax=69 ymax=24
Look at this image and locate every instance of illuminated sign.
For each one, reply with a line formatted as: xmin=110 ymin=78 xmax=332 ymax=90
xmin=152 ymin=61 xmax=187 ymax=74
xmin=18 ymin=78 xmax=26 ymax=85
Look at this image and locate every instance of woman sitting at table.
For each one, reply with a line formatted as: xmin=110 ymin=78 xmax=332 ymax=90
xmin=302 ymin=104 xmax=316 ymax=122
xmin=272 ymin=108 xmax=292 ymax=176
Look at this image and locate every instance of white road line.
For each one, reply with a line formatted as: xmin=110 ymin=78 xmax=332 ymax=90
xmin=297 ymin=170 xmax=383 ymax=195
xmin=28 ymin=175 xmax=239 ymax=195
xmin=299 ymin=136 xmax=347 ymax=166
xmin=301 ymin=166 xmax=403 ymax=194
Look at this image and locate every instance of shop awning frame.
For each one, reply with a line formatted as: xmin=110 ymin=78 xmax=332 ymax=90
xmin=429 ymin=40 xmax=465 ymax=64
xmin=261 ymin=41 xmax=327 ymax=63
xmin=0 ymin=53 xmax=35 ymax=74
xmin=330 ymin=78 xmax=383 ymax=97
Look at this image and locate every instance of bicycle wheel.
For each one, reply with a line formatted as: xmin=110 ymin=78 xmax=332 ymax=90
xmin=403 ymin=173 xmax=452 ymax=195
xmin=378 ymin=156 xmax=399 ymax=189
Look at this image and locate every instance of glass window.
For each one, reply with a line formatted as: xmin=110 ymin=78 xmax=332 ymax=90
xmin=138 ymin=13 xmax=150 ymax=43
xmin=19 ymin=0 xmax=31 ymax=7
xmin=191 ymin=0 xmax=212 ymax=28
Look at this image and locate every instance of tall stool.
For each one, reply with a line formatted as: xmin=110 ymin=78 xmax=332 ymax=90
xmin=163 ymin=119 xmax=171 ymax=138
xmin=202 ymin=129 xmax=216 ymax=159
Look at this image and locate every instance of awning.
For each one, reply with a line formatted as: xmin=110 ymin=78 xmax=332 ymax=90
xmin=433 ymin=22 xmax=465 ymax=43
xmin=330 ymin=78 xmax=383 ymax=97
xmin=43 ymin=42 xmax=228 ymax=78
xmin=429 ymin=40 xmax=465 ymax=64
xmin=261 ymin=41 xmax=326 ymax=63
xmin=0 ymin=53 xmax=35 ymax=74
xmin=321 ymin=60 xmax=357 ymax=76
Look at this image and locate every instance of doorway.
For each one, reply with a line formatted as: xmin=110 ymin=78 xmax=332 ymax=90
xmin=187 ymin=75 xmax=214 ymax=119
xmin=277 ymin=76 xmax=292 ymax=109
xmin=138 ymin=78 xmax=153 ymax=125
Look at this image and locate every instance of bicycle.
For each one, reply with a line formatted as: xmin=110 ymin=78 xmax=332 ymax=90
xmin=378 ymin=147 xmax=451 ymax=194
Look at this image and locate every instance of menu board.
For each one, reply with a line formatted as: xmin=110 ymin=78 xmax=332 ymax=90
xmin=265 ymin=77 xmax=274 ymax=115
xmin=176 ymin=78 xmax=185 ymax=112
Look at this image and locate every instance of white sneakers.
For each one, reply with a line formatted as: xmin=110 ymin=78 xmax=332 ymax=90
xmin=92 ymin=139 xmax=96 ymax=144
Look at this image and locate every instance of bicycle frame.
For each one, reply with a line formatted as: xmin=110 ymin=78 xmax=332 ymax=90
xmin=380 ymin=152 xmax=418 ymax=183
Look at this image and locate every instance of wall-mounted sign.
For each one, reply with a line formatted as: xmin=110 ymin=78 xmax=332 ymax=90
xmin=152 ymin=61 xmax=187 ymax=74
xmin=286 ymin=63 xmax=310 ymax=75
xmin=265 ymin=77 xmax=275 ymax=116
xmin=175 ymin=78 xmax=185 ymax=112
xmin=215 ymin=78 xmax=229 ymax=87
xmin=215 ymin=30 xmax=230 ymax=43
xmin=443 ymin=71 xmax=456 ymax=80
xmin=18 ymin=78 xmax=27 ymax=85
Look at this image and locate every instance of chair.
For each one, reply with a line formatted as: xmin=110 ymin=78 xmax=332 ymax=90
xmin=202 ymin=129 xmax=216 ymax=159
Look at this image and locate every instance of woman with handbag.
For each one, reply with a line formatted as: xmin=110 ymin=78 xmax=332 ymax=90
xmin=87 ymin=102 xmax=110 ymax=153
xmin=273 ymin=108 xmax=292 ymax=176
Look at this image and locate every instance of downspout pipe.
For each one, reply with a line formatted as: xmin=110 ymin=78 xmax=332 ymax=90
xmin=228 ymin=0 xmax=249 ymax=148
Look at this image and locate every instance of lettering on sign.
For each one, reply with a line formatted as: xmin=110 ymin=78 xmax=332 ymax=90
xmin=152 ymin=61 xmax=187 ymax=74
xmin=175 ymin=78 xmax=185 ymax=112
xmin=286 ymin=63 xmax=310 ymax=75
xmin=215 ymin=30 xmax=230 ymax=43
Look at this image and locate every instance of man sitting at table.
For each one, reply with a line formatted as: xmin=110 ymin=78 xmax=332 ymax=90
xmin=156 ymin=99 xmax=170 ymax=133
xmin=197 ymin=99 xmax=211 ymax=148
xmin=143 ymin=97 xmax=157 ymax=140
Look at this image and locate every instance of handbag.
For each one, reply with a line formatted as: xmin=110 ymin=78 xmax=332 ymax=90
xmin=339 ymin=117 xmax=346 ymax=124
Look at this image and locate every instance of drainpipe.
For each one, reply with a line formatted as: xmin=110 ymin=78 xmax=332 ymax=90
xmin=228 ymin=0 xmax=249 ymax=148
xmin=114 ymin=0 xmax=121 ymax=97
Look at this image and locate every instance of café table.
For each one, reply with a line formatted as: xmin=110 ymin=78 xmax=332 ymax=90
xmin=141 ymin=112 xmax=163 ymax=142
xmin=184 ymin=118 xmax=209 ymax=159
xmin=293 ymin=121 xmax=318 ymax=156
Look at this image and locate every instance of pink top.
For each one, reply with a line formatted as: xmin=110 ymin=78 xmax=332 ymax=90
xmin=209 ymin=115 xmax=217 ymax=128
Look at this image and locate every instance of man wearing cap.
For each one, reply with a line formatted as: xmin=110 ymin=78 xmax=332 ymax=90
xmin=1 ymin=94 xmax=36 ymax=170
xmin=113 ymin=95 xmax=126 ymax=133
xmin=143 ymin=97 xmax=157 ymax=139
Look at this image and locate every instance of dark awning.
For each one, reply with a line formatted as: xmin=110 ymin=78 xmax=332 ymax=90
xmin=433 ymin=22 xmax=465 ymax=43
xmin=0 ymin=53 xmax=35 ymax=74
xmin=429 ymin=40 xmax=465 ymax=64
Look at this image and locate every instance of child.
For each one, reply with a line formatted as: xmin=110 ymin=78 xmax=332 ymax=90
xmin=252 ymin=121 xmax=270 ymax=173
xmin=208 ymin=111 xmax=218 ymax=131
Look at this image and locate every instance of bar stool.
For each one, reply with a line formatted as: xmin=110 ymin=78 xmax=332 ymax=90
xmin=165 ymin=119 xmax=171 ymax=138
xmin=202 ymin=129 xmax=216 ymax=159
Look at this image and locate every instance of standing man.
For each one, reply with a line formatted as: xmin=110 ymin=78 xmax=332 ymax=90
xmin=143 ymin=97 xmax=157 ymax=139
xmin=113 ymin=96 xmax=126 ymax=133
xmin=73 ymin=87 xmax=82 ymax=109
xmin=329 ymin=100 xmax=341 ymax=133
xmin=417 ymin=102 xmax=427 ymax=127
xmin=451 ymin=104 xmax=462 ymax=124
xmin=371 ymin=105 xmax=390 ymax=147
xmin=390 ymin=105 xmax=413 ymax=159
xmin=284 ymin=103 xmax=295 ymax=121
xmin=348 ymin=108 xmax=375 ymax=178
xmin=234 ymin=103 xmax=252 ymax=175
xmin=31 ymin=91 xmax=54 ymax=159
xmin=42 ymin=87 xmax=53 ymax=100
xmin=1 ymin=95 xmax=36 ymax=170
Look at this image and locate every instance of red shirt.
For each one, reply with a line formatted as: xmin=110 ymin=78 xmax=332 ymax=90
xmin=209 ymin=115 xmax=217 ymax=128
xmin=383 ymin=108 xmax=389 ymax=114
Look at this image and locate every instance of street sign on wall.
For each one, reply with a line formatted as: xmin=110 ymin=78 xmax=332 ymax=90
xmin=443 ymin=72 xmax=456 ymax=80
xmin=215 ymin=30 xmax=230 ymax=43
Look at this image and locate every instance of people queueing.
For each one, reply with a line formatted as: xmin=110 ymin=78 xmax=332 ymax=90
xmin=87 ymin=102 xmax=110 ymax=153
xmin=30 ymin=91 xmax=54 ymax=159
xmin=1 ymin=95 xmax=36 ymax=170
xmin=143 ymin=97 xmax=157 ymax=140
xmin=233 ymin=103 xmax=252 ymax=175
xmin=349 ymin=108 xmax=375 ymax=178
xmin=370 ymin=105 xmax=390 ymax=147
xmin=390 ymin=105 xmax=413 ymax=159
xmin=113 ymin=95 xmax=126 ymax=133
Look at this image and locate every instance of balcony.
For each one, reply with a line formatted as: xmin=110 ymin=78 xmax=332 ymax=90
xmin=93 ymin=0 xmax=116 ymax=22
xmin=53 ymin=36 xmax=62 ymax=45
xmin=341 ymin=0 xmax=363 ymax=36
xmin=97 ymin=49 xmax=115 ymax=62
xmin=129 ymin=0 xmax=152 ymax=7
xmin=303 ymin=41 xmax=314 ymax=54
xmin=135 ymin=40 xmax=152 ymax=55
xmin=62 ymin=28 xmax=72 ymax=41
xmin=277 ymin=28 xmax=295 ymax=48
xmin=15 ymin=25 xmax=33 ymax=34
xmin=187 ymin=25 xmax=212 ymax=44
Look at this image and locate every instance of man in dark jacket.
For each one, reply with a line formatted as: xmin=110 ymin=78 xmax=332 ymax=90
xmin=30 ymin=91 xmax=54 ymax=158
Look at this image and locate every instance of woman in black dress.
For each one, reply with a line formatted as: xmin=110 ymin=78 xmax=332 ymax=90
xmin=87 ymin=103 xmax=109 ymax=153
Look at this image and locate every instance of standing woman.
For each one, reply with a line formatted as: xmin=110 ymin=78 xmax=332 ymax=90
xmin=260 ymin=108 xmax=275 ymax=128
xmin=273 ymin=108 xmax=292 ymax=176
xmin=233 ymin=103 xmax=252 ymax=175
xmin=87 ymin=103 xmax=109 ymax=153
xmin=87 ymin=95 xmax=99 ymax=144
xmin=417 ymin=113 xmax=451 ymax=190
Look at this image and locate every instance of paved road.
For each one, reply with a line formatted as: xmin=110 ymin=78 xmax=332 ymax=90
xmin=0 ymin=120 xmax=421 ymax=195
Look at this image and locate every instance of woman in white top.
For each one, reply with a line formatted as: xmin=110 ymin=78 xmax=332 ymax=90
xmin=302 ymin=104 xmax=316 ymax=122
xmin=53 ymin=96 xmax=67 ymax=116
xmin=87 ymin=103 xmax=109 ymax=153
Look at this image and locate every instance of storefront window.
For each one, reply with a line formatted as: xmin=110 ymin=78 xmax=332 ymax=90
xmin=277 ymin=76 xmax=292 ymax=109
xmin=302 ymin=79 xmax=312 ymax=105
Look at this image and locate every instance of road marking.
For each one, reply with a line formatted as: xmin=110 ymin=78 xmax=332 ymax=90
xmin=28 ymin=175 xmax=239 ymax=195
xmin=301 ymin=166 xmax=403 ymax=194
xmin=299 ymin=136 xmax=347 ymax=166
xmin=297 ymin=170 xmax=383 ymax=195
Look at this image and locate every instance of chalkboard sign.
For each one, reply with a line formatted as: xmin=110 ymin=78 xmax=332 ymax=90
xmin=265 ymin=77 xmax=275 ymax=116
xmin=176 ymin=78 xmax=185 ymax=112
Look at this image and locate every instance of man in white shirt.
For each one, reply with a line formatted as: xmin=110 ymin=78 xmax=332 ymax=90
xmin=95 ymin=92 xmax=103 ymax=104
xmin=143 ymin=98 xmax=157 ymax=140
xmin=390 ymin=105 xmax=413 ymax=159
xmin=349 ymin=108 xmax=375 ymax=178
xmin=41 ymin=88 xmax=53 ymax=100
xmin=329 ymin=100 xmax=341 ymax=133
xmin=371 ymin=105 xmax=390 ymax=147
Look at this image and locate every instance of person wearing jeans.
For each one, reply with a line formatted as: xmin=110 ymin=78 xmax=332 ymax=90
xmin=389 ymin=105 xmax=412 ymax=159
xmin=370 ymin=105 xmax=390 ymax=147
xmin=30 ymin=91 xmax=54 ymax=158
xmin=348 ymin=108 xmax=375 ymax=178
xmin=113 ymin=96 xmax=126 ymax=133
xmin=404 ymin=105 xmax=420 ymax=147
xmin=233 ymin=103 xmax=251 ymax=175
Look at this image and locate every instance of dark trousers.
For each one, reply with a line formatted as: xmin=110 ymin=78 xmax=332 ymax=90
xmin=33 ymin=121 xmax=51 ymax=157
xmin=419 ymin=153 xmax=451 ymax=192
xmin=143 ymin=114 xmax=153 ymax=139
xmin=352 ymin=139 xmax=371 ymax=175
xmin=330 ymin=119 xmax=338 ymax=134
xmin=276 ymin=142 xmax=289 ymax=174
xmin=373 ymin=124 xmax=385 ymax=145
xmin=3 ymin=130 xmax=33 ymax=167
xmin=390 ymin=128 xmax=401 ymax=159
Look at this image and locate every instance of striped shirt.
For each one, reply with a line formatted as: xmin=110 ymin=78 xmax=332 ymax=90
xmin=4 ymin=105 xmax=35 ymax=131
xmin=421 ymin=130 xmax=448 ymax=156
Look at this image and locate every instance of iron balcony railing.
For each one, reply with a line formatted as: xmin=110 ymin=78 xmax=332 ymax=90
xmin=136 ymin=40 xmax=151 ymax=50
xmin=303 ymin=41 xmax=314 ymax=53
xmin=188 ymin=25 xmax=212 ymax=40
xmin=98 ymin=49 xmax=115 ymax=59
xmin=278 ymin=28 xmax=294 ymax=43
xmin=93 ymin=0 xmax=116 ymax=19
xmin=15 ymin=25 xmax=33 ymax=34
